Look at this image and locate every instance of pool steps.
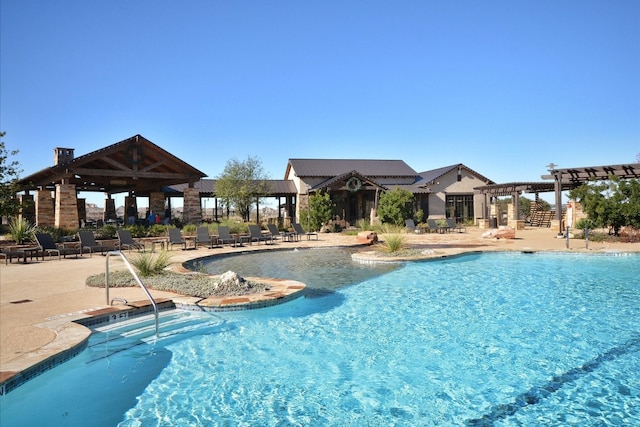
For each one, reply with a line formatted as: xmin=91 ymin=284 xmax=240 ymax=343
xmin=86 ymin=310 xmax=225 ymax=362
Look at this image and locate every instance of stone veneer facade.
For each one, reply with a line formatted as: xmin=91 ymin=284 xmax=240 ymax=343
xmin=182 ymin=187 xmax=202 ymax=225
xmin=54 ymin=183 xmax=79 ymax=230
xmin=35 ymin=190 xmax=55 ymax=227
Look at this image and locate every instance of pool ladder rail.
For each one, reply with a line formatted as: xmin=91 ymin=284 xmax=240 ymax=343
xmin=105 ymin=251 xmax=159 ymax=337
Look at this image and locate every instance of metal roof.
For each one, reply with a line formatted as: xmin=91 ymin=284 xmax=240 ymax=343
xmin=286 ymin=159 xmax=418 ymax=178
xmin=313 ymin=170 xmax=388 ymax=191
xmin=163 ymin=179 xmax=298 ymax=196
xmin=415 ymin=164 xmax=495 ymax=187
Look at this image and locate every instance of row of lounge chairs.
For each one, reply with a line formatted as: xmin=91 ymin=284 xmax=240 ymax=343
xmin=405 ymin=218 xmax=466 ymax=234
xmin=2 ymin=223 xmax=321 ymax=263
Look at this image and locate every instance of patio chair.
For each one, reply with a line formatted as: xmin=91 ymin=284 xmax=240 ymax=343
xmin=167 ymin=228 xmax=187 ymax=250
xmin=248 ymin=224 xmax=274 ymax=245
xmin=445 ymin=218 xmax=466 ymax=233
xmin=426 ymin=219 xmax=446 ymax=234
xmin=195 ymin=226 xmax=216 ymax=249
xmin=115 ymin=229 xmax=146 ymax=252
xmin=77 ymin=230 xmax=109 ymax=256
xmin=292 ymin=223 xmax=318 ymax=240
xmin=405 ymin=219 xmax=424 ymax=234
xmin=267 ymin=223 xmax=293 ymax=242
xmin=217 ymin=226 xmax=247 ymax=247
xmin=34 ymin=232 xmax=80 ymax=260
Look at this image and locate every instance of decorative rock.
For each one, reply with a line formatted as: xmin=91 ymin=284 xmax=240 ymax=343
xmin=482 ymin=226 xmax=516 ymax=239
xmin=356 ymin=231 xmax=378 ymax=245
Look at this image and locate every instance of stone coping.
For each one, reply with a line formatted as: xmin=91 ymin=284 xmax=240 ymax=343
xmin=0 ymin=279 xmax=305 ymax=396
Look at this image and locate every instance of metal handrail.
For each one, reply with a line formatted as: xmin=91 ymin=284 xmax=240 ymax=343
xmin=105 ymin=251 xmax=159 ymax=336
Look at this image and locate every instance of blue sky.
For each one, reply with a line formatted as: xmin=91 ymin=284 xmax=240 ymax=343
xmin=1 ymin=1 xmax=639 ymax=207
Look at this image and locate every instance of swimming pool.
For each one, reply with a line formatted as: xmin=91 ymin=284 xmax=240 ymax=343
xmin=1 ymin=250 xmax=638 ymax=426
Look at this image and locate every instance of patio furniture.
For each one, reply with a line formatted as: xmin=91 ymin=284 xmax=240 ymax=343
xmin=445 ymin=218 xmax=466 ymax=233
xmin=248 ymin=224 xmax=274 ymax=245
xmin=405 ymin=219 xmax=425 ymax=234
xmin=195 ymin=226 xmax=217 ymax=249
xmin=115 ymin=229 xmax=146 ymax=252
xmin=0 ymin=248 xmax=27 ymax=264
xmin=167 ymin=228 xmax=187 ymax=250
xmin=426 ymin=219 xmax=446 ymax=234
xmin=217 ymin=226 xmax=248 ymax=247
xmin=292 ymin=223 xmax=318 ymax=240
xmin=34 ymin=233 xmax=80 ymax=260
xmin=78 ymin=230 xmax=110 ymax=256
xmin=267 ymin=223 xmax=293 ymax=242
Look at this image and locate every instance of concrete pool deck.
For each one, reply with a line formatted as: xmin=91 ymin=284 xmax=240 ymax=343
xmin=1 ymin=227 xmax=638 ymax=389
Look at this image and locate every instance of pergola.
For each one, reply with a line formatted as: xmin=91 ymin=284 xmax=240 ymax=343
xmin=17 ymin=135 xmax=207 ymax=228
xmin=475 ymin=163 xmax=640 ymax=234
xmin=542 ymin=163 xmax=639 ymax=234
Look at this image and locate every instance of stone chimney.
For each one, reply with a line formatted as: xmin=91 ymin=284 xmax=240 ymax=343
xmin=54 ymin=147 xmax=74 ymax=165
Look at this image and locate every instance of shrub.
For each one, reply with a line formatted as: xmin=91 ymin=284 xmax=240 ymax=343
xmin=7 ymin=217 xmax=36 ymax=244
xmin=95 ymin=225 xmax=117 ymax=240
xmin=130 ymin=251 xmax=172 ymax=277
xmin=377 ymin=188 xmax=415 ymax=226
xmin=356 ymin=219 xmax=372 ymax=231
xmin=381 ymin=232 xmax=407 ymax=253
xmin=147 ymin=224 xmax=168 ymax=237
xmin=182 ymin=224 xmax=197 ymax=235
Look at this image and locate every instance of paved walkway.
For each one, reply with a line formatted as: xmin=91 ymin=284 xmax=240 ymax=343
xmin=1 ymin=227 xmax=637 ymax=380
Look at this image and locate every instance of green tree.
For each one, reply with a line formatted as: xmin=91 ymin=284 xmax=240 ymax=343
xmin=377 ymin=188 xmax=414 ymax=226
xmin=568 ymin=178 xmax=640 ymax=235
xmin=308 ymin=191 xmax=334 ymax=232
xmin=0 ymin=132 xmax=23 ymax=222
xmin=215 ymin=156 xmax=270 ymax=221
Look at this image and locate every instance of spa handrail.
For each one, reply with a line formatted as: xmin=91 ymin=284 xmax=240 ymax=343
xmin=105 ymin=251 xmax=159 ymax=336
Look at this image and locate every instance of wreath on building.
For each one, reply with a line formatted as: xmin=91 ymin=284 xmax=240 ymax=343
xmin=346 ymin=176 xmax=362 ymax=192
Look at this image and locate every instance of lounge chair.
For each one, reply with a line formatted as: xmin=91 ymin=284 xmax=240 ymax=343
xmin=405 ymin=219 xmax=424 ymax=234
xmin=267 ymin=223 xmax=293 ymax=242
xmin=426 ymin=219 xmax=446 ymax=234
xmin=248 ymin=224 xmax=274 ymax=245
xmin=292 ymin=223 xmax=318 ymax=240
xmin=77 ymin=230 xmax=110 ymax=256
xmin=34 ymin=232 xmax=80 ymax=260
xmin=195 ymin=226 xmax=216 ymax=249
xmin=445 ymin=218 xmax=466 ymax=233
xmin=115 ymin=229 xmax=146 ymax=252
xmin=167 ymin=228 xmax=187 ymax=250
xmin=217 ymin=226 xmax=247 ymax=247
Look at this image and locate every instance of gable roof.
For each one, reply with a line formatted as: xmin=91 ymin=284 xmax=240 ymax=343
xmin=414 ymin=164 xmax=494 ymax=187
xmin=313 ymin=170 xmax=388 ymax=191
xmin=286 ymin=159 xmax=418 ymax=178
xmin=18 ymin=134 xmax=207 ymax=195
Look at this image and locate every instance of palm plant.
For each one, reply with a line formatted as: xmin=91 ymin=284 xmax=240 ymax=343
xmin=7 ymin=217 xmax=36 ymax=245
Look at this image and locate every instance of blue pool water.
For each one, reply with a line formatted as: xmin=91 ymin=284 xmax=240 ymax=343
xmin=1 ymin=250 xmax=639 ymax=426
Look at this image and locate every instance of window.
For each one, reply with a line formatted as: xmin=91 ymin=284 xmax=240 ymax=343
xmin=446 ymin=195 xmax=474 ymax=222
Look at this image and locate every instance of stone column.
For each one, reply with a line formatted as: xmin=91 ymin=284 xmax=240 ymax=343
xmin=55 ymin=183 xmax=79 ymax=230
xmin=182 ymin=187 xmax=201 ymax=225
xmin=149 ymin=192 xmax=165 ymax=222
xmin=104 ymin=198 xmax=117 ymax=221
xmin=35 ymin=189 xmax=55 ymax=227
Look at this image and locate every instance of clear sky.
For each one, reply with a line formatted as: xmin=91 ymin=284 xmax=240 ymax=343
xmin=1 ymin=0 xmax=639 ymax=207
